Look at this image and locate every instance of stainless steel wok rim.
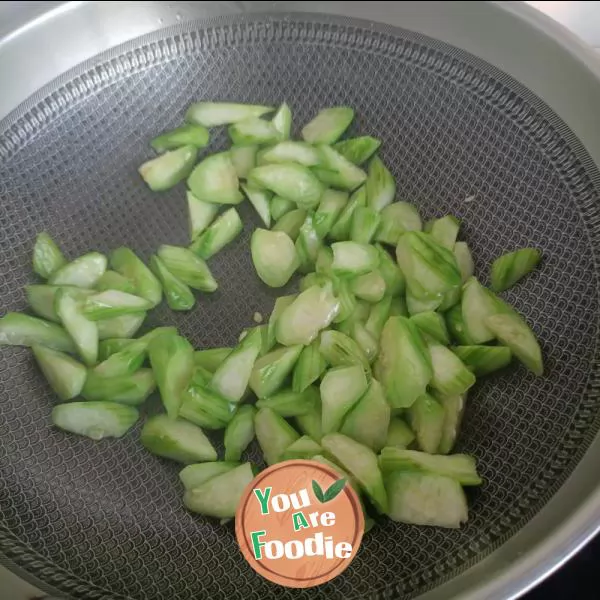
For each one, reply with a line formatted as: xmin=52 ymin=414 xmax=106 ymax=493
xmin=0 ymin=3 xmax=599 ymax=599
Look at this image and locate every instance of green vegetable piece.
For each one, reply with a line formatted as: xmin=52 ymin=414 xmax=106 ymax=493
xmin=365 ymin=295 xmax=393 ymax=340
xmin=276 ymin=282 xmax=340 ymax=346
xmin=230 ymin=145 xmax=258 ymax=180
xmin=189 ymin=207 xmax=243 ymax=260
xmin=25 ymin=285 xmax=68 ymax=323
xmin=148 ymin=333 xmax=194 ymax=418
xmin=187 ymin=151 xmax=243 ymax=205
xmin=141 ymin=415 xmax=217 ymax=463
xmin=453 ymin=345 xmax=512 ymax=376
xmin=251 ymin=228 xmax=298 ymax=288
xmin=321 ymin=433 xmax=388 ymax=513
xmin=379 ymin=447 xmax=481 ymax=486
xmin=270 ymin=196 xmax=295 ymax=221
xmin=366 ymin=156 xmax=395 ymax=212
xmin=385 ymin=418 xmax=415 ymax=448
xmin=315 ymin=246 xmax=334 ymax=275
xmin=375 ymin=316 xmax=432 ymax=409
xmin=186 ymin=102 xmax=273 ymax=126
xmin=282 ymin=435 xmax=322 ymax=460
xmin=445 ymin=303 xmax=475 ymax=345
xmin=93 ymin=338 xmax=147 ymax=378
xmin=333 ymin=136 xmax=381 ymax=165
xmin=301 ymin=107 xmax=354 ymax=144
xmin=453 ymin=241 xmax=475 ymax=283
xmin=272 ymin=102 xmax=292 ymax=140
xmin=229 ymin=117 xmax=280 ymax=145
xmin=410 ymin=311 xmax=450 ymax=345
xmin=385 ymin=471 xmax=468 ymax=528
xmin=329 ymin=185 xmax=367 ymax=241
xmin=97 ymin=314 xmax=145 ymax=340
xmin=350 ymin=205 xmax=381 ymax=244
xmin=83 ymin=290 xmax=153 ymax=321
xmin=211 ymin=327 xmax=262 ymax=402
xmin=262 ymin=141 xmax=321 ymax=167
xmin=267 ymin=294 xmax=297 ymax=350
xmin=397 ymin=231 xmax=462 ymax=305
xmin=460 ymin=277 xmax=501 ymax=343
xmin=52 ymin=401 xmax=138 ymax=439
xmin=295 ymin=214 xmax=322 ymax=273
xmin=428 ymin=342 xmax=475 ymax=397
xmin=98 ymin=338 xmax=133 ymax=361
xmin=157 ymin=245 xmax=217 ymax=292
xmin=314 ymin=145 xmax=367 ymax=191
xmin=292 ymin=340 xmax=327 ymax=393
xmin=250 ymin=345 xmax=303 ymax=398
xmin=351 ymin=271 xmax=386 ymax=303
xmin=194 ymin=347 xmax=232 ymax=373
xmin=407 ymin=393 xmax=445 ymax=453
xmin=139 ymin=145 xmax=196 ymax=191
xmin=491 ymin=248 xmax=542 ymax=292
xmin=331 ymin=241 xmax=379 ymax=276
xmin=179 ymin=378 xmax=234 ymax=429
xmin=95 ymin=270 xmax=136 ymax=294
xmin=49 ymin=252 xmax=107 ymax=288
xmin=242 ymin=184 xmax=272 ymax=227
xmin=321 ymin=365 xmax=368 ymax=434
xmin=248 ymin=163 xmax=323 ymax=210
xmin=330 ymin=276 xmax=356 ymax=324
xmin=55 ymin=289 xmax=97 ymax=365
xmin=376 ymin=245 xmax=405 ymax=296
xmin=33 ymin=232 xmax=67 ymax=279
xmin=179 ymin=461 xmax=238 ymax=491
xmin=313 ymin=189 xmax=348 ymax=238
xmin=272 ymin=208 xmax=307 ymax=241
xmin=295 ymin=395 xmax=323 ymax=442
xmin=82 ymin=369 xmax=155 ymax=405
xmin=150 ymin=256 xmax=195 ymax=311
xmin=187 ymin=191 xmax=219 ymax=242
xmin=485 ymin=312 xmax=543 ymax=375
xmin=349 ymin=321 xmax=379 ymax=363
xmin=183 ymin=463 xmax=254 ymax=518
xmin=254 ymin=407 xmax=300 ymax=465
xmin=375 ymin=201 xmax=422 ymax=246
xmin=110 ymin=247 xmax=162 ymax=307
xmin=150 ymin=124 xmax=209 ymax=152
xmin=319 ymin=330 xmax=370 ymax=373
xmin=340 ymin=379 xmax=390 ymax=451
xmin=32 ymin=345 xmax=86 ymax=401
xmin=224 ymin=405 xmax=256 ymax=462
xmin=256 ymin=386 xmax=319 ymax=418
xmin=428 ymin=215 xmax=460 ymax=250
xmin=436 ymin=392 xmax=467 ymax=455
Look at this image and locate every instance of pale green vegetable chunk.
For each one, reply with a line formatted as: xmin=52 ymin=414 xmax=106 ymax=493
xmin=187 ymin=191 xmax=219 ymax=241
xmin=150 ymin=124 xmax=209 ymax=152
xmin=329 ymin=185 xmax=367 ymax=241
xmin=385 ymin=471 xmax=468 ymax=528
xmin=251 ymin=229 xmax=298 ymax=288
xmin=436 ymin=392 xmax=467 ymax=455
xmin=249 ymin=345 xmax=303 ymax=398
xmin=254 ymin=407 xmax=300 ymax=465
xmin=301 ymin=107 xmax=354 ymax=144
xmin=157 ymin=245 xmax=217 ymax=292
xmin=385 ymin=418 xmax=415 ymax=448
xmin=82 ymin=369 xmax=155 ymax=406
xmin=138 ymin=145 xmax=196 ymax=191
xmin=276 ymin=282 xmax=340 ymax=346
xmin=224 ymin=405 xmax=256 ymax=462
xmin=375 ymin=201 xmax=422 ymax=246
xmin=83 ymin=290 xmax=153 ymax=320
xmin=179 ymin=461 xmax=239 ymax=491
xmin=242 ymin=184 xmax=272 ymax=227
xmin=331 ymin=241 xmax=379 ymax=276
xmin=314 ymin=145 xmax=367 ymax=191
xmin=32 ymin=345 xmax=87 ymax=401
xmin=183 ymin=463 xmax=254 ymax=518
xmin=351 ymin=271 xmax=386 ymax=303
xmin=272 ymin=208 xmax=307 ymax=241
xmin=189 ymin=208 xmax=243 ymax=260
xmin=319 ymin=330 xmax=370 ymax=374
xmin=428 ymin=215 xmax=460 ymax=250
xmin=366 ymin=156 xmax=395 ymax=212
xmin=270 ymin=196 xmax=296 ymax=221
xmin=320 ymin=365 xmax=368 ymax=434
xmin=33 ymin=232 xmax=67 ymax=279
xmin=292 ymin=341 xmax=327 ymax=393
xmin=55 ymin=289 xmax=98 ymax=366
xmin=97 ymin=314 xmax=145 ymax=340
xmin=282 ymin=435 xmax=322 ymax=460
xmin=187 ymin=152 xmax=243 ymax=205
xmin=452 ymin=345 xmax=512 ymax=376
xmin=453 ymin=241 xmax=475 ymax=283
xmin=52 ymin=401 xmax=138 ymax=440
xmin=407 ymin=393 xmax=445 ymax=454
xmin=110 ymin=247 xmax=162 ymax=307
xmin=186 ymin=102 xmax=274 ymax=127
xmin=313 ymin=189 xmax=348 ymax=238
xmin=228 ymin=118 xmax=280 ymax=145
xmin=150 ymin=256 xmax=195 ymax=311
xmin=95 ymin=271 xmax=136 ymax=294
xmin=49 ymin=252 xmax=107 ymax=288
xmin=272 ymin=102 xmax=292 ymax=140
xmin=141 ymin=415 xmax=217 ymax=464
xmin=0 ymin=312 xmax=75 ymax=353
xmin=262 ymin=141 xmax=321 ymax=166
xmin=350 ymin=205 xmax=381 ymax=244
xmin=230 ymin=145 xmax=257 ymax=180
xmin=410 ymin=311 xmax=450 ymax=345
xmin=333 ymin=136 xmax=381 ymax=165
xmin=491 ymin=248 xmax=542 ymax=292
xmin=256 ymin=386 xmax=318 ymax=418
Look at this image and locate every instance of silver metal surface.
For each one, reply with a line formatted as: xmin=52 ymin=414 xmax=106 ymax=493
xmin=0 ymin=3 xmax=599 ymax=600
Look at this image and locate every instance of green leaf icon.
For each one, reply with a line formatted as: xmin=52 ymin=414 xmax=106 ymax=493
xmin=312 ymin=479 xmax=325 ymax=502
xmin=323 ymin=477 xmax=347 ymax=502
